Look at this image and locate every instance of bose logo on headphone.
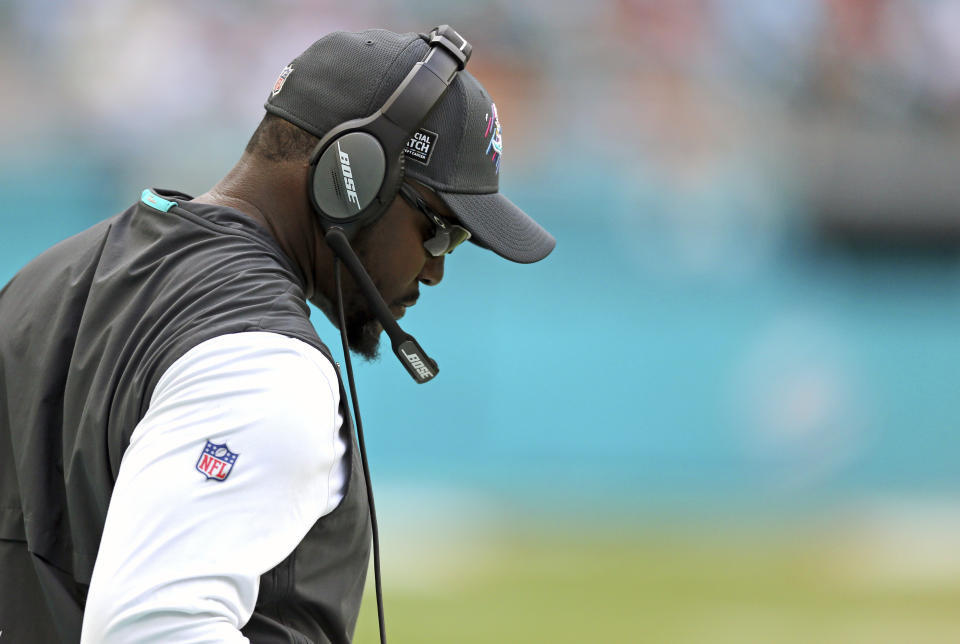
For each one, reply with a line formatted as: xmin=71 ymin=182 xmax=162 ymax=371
xmin=336 ymin=142 xmax=361 ymax=209
xmin=400 ymin=347 xmax=434 ymax=379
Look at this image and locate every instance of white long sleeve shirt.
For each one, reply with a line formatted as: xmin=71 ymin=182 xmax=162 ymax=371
xmin=81 ymin=331 xmax=347 ymax=643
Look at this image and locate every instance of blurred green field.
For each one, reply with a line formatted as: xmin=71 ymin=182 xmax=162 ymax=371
xmin=355 ymin=521 xmax=960 ymax=644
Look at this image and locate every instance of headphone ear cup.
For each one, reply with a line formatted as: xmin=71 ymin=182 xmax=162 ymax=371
xmin=309 ymin=132 xmax=388 ymax=229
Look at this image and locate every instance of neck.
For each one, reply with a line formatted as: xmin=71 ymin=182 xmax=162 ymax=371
xmin=193 ymin=154 xmax=326 ymax=300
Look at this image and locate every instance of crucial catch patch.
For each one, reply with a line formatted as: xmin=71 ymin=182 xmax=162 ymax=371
xmin=404 ymin=128 xmax=439 ymax=166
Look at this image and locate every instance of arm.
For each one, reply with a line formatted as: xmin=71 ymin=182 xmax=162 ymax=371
xmin=81 ymin=331 xmax=346 ymax=643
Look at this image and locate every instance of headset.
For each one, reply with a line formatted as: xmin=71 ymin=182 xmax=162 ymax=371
xmin=308 ymin=25 xmax=472 ymax=385
xmin=305 ymin=26 xmax=472 ymax=644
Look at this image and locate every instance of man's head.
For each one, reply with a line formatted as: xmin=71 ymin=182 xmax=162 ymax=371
xmin=242 ymin=113 xmax=451 ymax=359
xmin=228 ymin=28 xmax=555 ymax=359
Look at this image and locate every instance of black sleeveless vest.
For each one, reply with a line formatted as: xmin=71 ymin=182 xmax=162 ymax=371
xmin=0 ymin=189 xmax=371 ymax=643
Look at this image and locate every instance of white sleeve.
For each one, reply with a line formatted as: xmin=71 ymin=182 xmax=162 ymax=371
xmin=80 ymin=331 xmax=347 ymax=644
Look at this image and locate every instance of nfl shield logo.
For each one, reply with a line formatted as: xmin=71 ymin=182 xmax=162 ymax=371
xmin=272 ymin=65 xmax=293 ymax=96
xmin=196 ymin=440 xmax=239 ymax=481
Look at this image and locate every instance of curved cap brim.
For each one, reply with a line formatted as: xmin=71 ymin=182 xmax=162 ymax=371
xmin=436 ymin=191 xmax=555 ymax=264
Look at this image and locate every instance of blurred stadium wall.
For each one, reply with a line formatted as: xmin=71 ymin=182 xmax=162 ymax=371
xmin=3 ymin=1 xmax=960 ymax=642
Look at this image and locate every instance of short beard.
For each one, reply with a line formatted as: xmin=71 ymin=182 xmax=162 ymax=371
xmin=343 ymin=309 xmax=383 ymax=361
xmin=313 ymin=227 xmax=385 ymax=361
xmin=310 ymin=285 xmax=383 ymax=362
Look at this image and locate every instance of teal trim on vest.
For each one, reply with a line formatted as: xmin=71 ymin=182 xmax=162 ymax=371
xmin=140 ymin=189 xmax=177 ymax=213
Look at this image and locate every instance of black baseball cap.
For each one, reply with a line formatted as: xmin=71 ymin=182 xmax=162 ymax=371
xmin=264 ymin=28 xmax=555 ymax=264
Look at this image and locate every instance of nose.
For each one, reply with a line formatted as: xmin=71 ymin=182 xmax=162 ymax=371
xmin=418 ymin=254 xmax=445 ymax=286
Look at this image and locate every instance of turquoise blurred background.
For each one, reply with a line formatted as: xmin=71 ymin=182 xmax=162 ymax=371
xmin=3 ymin=1 xmax=960 ymax=642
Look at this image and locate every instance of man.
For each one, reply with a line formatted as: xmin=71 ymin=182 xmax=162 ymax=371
xmin=0 ymin=26 xmax=553 ymax=644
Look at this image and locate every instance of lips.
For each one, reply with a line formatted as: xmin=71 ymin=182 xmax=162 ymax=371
xmin=395 ymin=294 xmax=419 ymax=308
xmin=390 ymin=295 xmax=418 ymax=320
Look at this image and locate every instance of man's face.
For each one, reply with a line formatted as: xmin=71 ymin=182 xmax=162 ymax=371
xmin=328 ymin=183 xmax=451 ymax=360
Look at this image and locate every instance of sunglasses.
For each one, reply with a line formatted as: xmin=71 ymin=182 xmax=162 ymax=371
xmin=398 ymin=183 xmax=472 ymax=256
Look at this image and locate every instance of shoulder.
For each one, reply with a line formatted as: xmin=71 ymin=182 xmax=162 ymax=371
xmin=152 ymin=331 xmax=338 ymax=408
xmin=139 ymin=332 xmax=341 ymax=466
